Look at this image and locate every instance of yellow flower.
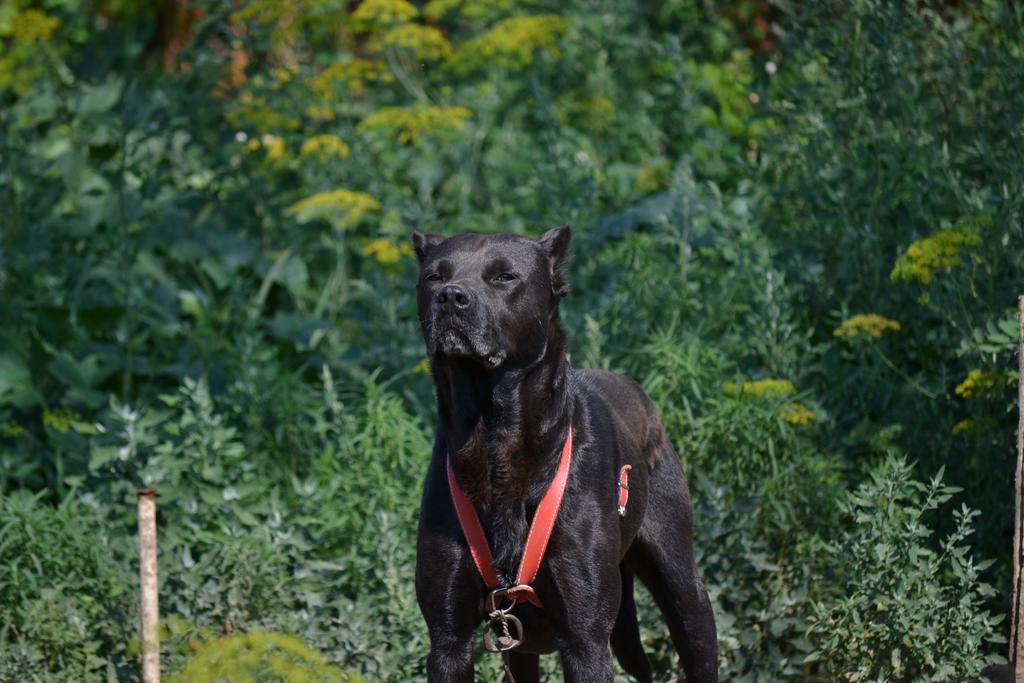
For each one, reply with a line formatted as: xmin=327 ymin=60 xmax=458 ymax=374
xmin=951 ymin=416 xmax=993 ymax=436
xmin=779 ymin=402 xmax=815 ymax=425
xmin=289 ymin=189 xmax=381 ymax=230
xmin=359 ymin=105 xmax=472 ymax=145
xmin=360 ymin=237 xmax=403 ymax=264
xmin=724 ymin=379 xmax=796 ymax=398
xmin=262 ymin=134 xmax=285 ymax=162
xmin=891 ymin=225 xmax=982 ymax=285
xmin=306 ymin=105 xmax=336 ymax=122
xmin=954 ymin=369 xmax=1005 ymax=399
xmin=0 ymin=8 xmax=61 ymax=95
xmin=951 ymin=419 xmax=973 ymax=435
xmin=306 ymin=59 xmax=392 ymax=98
xmin=244 ymin=134 xmax=286 ymax=163
xmin=226 ymin=104 xmax=300 ymax=133
xmin=8 ymin=9 xmax=60 ymax=42
xmin=833 ymin=314 xmax=901 ymax=340
xmin=352 ymin=0 xmax=419 ymax=26
xmin=300 ymin=134 xmax=351 ymax=162
xmin=423 ymin=0 xmax=460 ymax=20
xmin=377 ymin=24 xmax=452 ymax=60
xmin=449 ymin=15 xmax=570 ymax=73
xmin=424 ymin=0 xmax=515 ymax=21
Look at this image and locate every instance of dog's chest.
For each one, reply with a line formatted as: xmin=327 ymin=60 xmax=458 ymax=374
xmin=479 ymin=504 xmax=530 ymax=583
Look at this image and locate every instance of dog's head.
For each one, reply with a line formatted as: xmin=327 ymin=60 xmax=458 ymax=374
xmin=412 ymin=226 xmax=571 ymax=370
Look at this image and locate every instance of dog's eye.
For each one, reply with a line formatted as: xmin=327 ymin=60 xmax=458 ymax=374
xmin=424 ymin=273 xmax=442 ymax=282
xmin=493 ymin=272 xmax=517 ymax=283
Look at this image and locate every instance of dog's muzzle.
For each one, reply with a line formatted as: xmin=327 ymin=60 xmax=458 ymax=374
xmin=426 ymin=301 xmax=505 ymax=368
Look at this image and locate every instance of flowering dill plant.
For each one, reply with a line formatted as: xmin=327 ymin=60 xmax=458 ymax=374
xmin=779 ymin=402 xmax=815 ymax=425
xmin=954 ymin=369 xmax=1006 ymax=399
xmin=351 ymin=0 xmax=418 ymax=27
xmin=890 ymin=225 xmax=982 ymax=286
xmin=360 ymin=238 xmax=409 ymax=265
xmin=0 ymin=8 xmax=61 ymax=95
xmin=377 ymin=24 xmax=452 ymax=60
xmin=358 ymin=105 xmax=472 ymax=145
xmin=289 ymin=189 xmax=382 ymax=230
xmin=832 ymin=314 xmax=901 ymax=340
xmin=723 ymin=378 xmax=796 ymax=397
xmin=300 ymin=134 xmax=351 ymax=163
xmin=448 ymin=14 xmax=570 ymax=73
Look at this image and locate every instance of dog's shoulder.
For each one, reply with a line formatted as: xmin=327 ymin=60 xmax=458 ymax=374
xmin=570 ymin=367 xmax=667 ymax=459
xmin=572 ymin=367 xmax=648 ymax=404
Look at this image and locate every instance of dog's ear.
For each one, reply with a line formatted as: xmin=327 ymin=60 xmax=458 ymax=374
xmin=412 ymin=231 xmax=444 ymax=265
xmin=538 ymin=224 xmax=572 ymax=297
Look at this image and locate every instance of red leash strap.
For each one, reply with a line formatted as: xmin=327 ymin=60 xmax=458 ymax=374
xmin=447 ymin=461 xmax=501 ymax=589
xmin=617 ymin=464 xmax=632 ymax=516
xmin=447 ymin=426 xmax=574 ymax=609
xmin=515 ymin=426 xmax=573 ymax=587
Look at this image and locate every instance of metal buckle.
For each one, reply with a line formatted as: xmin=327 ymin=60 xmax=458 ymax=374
xmin=483 ymin=612 xmax=524 ymax=652
xmin=482 ymin=587 xmax=525 ymax=653
xmin=486 ymin=587 xmax=516 ymax=615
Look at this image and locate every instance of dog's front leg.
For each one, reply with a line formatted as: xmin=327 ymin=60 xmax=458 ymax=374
xmin=425 ymin=631 xmax=475 ymax=683
xmin=418 ymin=549 xmax=479 ymax=683
xmin=545 ymin=547 xmax=620 ymax=682
xmin=417 ymin=459 xmax=482 ymax=682
xmin=558 ymin=642 xmax=615 ymax=682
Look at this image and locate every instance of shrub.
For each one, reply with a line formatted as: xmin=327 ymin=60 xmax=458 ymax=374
xmin=0 ymin=491 xmax=135 ymax=680
xmin=805 ymin=456 xmax=1005 ymax=680
xmin=168 ymin=630 xmax=363 ymax=683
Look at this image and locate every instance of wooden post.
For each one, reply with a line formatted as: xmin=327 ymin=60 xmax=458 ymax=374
xmin=1012 ymin=296 xmax=1024 ymax=678
xmin=138 ymin=488 xmax=160 ymax=683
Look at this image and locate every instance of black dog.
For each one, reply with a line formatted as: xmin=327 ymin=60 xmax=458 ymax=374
xmin=413 ymin=226 xmax=718 ymax=682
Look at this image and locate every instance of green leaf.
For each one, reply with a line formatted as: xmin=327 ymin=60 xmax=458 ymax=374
xmin=0 ymin=353 xmax=38 ymax=407
xmin=78 ymin=77 xmax=124 ymax=115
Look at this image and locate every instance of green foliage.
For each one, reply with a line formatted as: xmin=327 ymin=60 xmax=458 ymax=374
xmin=1 ymin=0 xmax=1019 ymax=679
xmin=764 ymin=0 xmax=1023 ymax=534
xmin=0 ymin=491 xmax=135 ymax=681
xmin=639 ymin=475 xmax=821 ymax=681
xmin=805 ymin=457 xmax=1004 ymax=681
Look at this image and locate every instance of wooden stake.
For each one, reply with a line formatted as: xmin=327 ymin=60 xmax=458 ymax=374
xmin=138 ymin=488 xmax=160 ymax=683
xmin=1012 ymin=296 xmax=1024 ymax=678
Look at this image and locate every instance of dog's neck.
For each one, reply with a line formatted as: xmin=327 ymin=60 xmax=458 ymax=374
xmin=434 ymin=320 xmax=570 ymax=506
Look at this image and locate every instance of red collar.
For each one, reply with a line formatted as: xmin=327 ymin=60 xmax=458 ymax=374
xmin=446 ymin=426 xmax=573 ymax=609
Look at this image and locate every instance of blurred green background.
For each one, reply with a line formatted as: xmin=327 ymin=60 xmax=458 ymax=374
xmin=1 ymin=0 xmax=1021 ymax=680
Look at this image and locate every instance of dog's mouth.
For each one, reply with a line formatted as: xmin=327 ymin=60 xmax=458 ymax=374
xmin=434 ymin=328 xmax=473 ymax=356
xmin=482 ymin=350 xmax=506 ymax=369
xmin=429 ymin=326 xmax=506 ymax=369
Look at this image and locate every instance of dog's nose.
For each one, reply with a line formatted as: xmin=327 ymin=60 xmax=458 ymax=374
xmin=436 ymin=284 xmax=472 ymax=311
